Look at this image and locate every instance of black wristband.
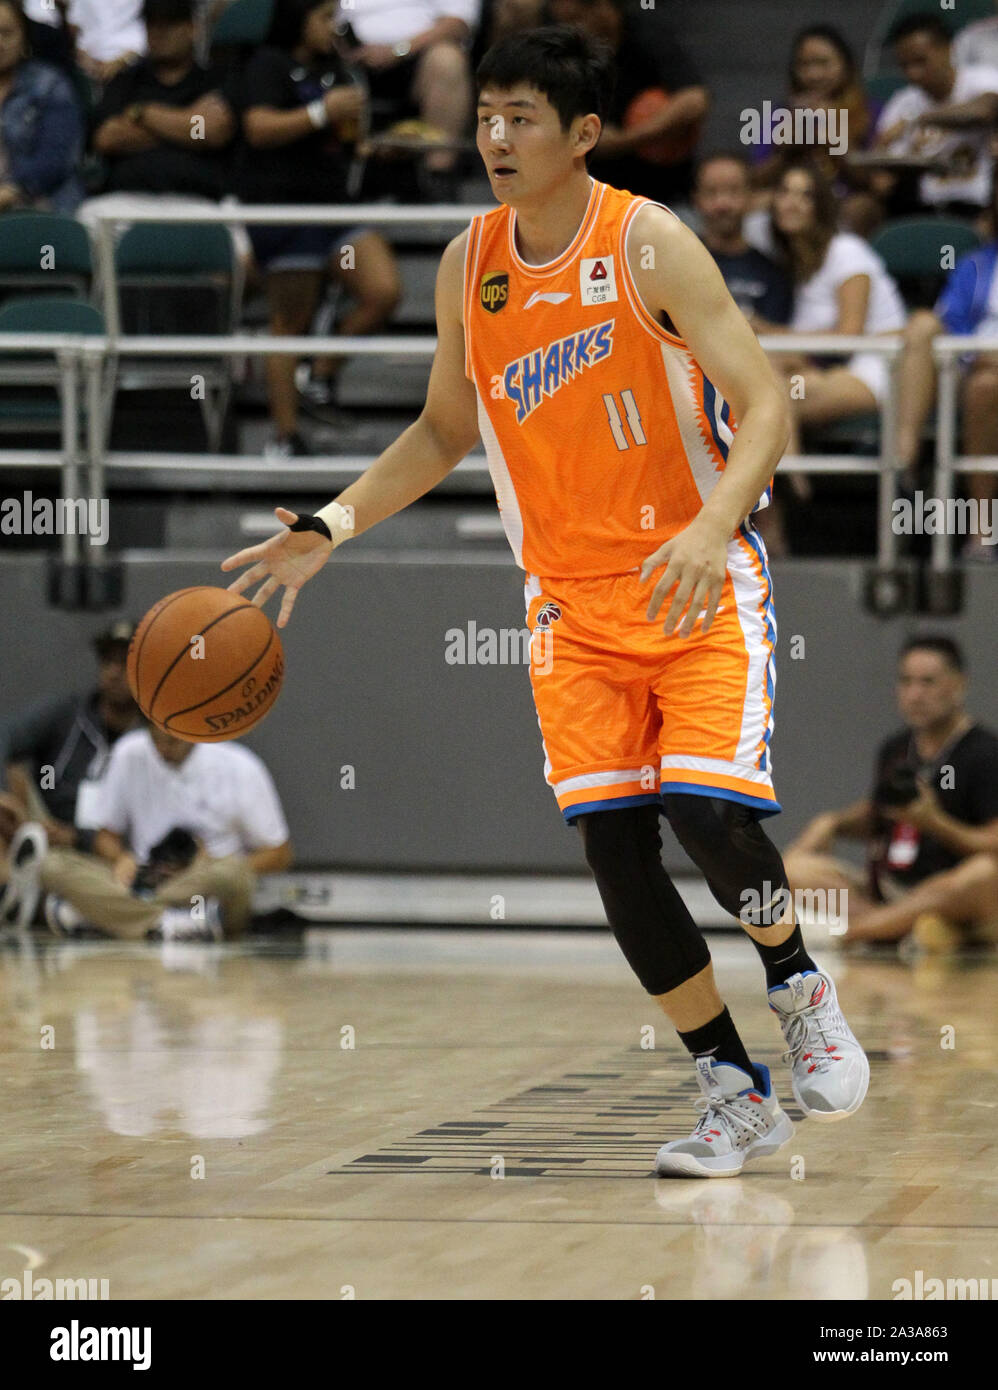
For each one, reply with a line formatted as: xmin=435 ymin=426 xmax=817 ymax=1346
xmin=288 ymin=512 xmax=333 ymax=542
xmin=74 ymin=827 xmax=96 ymax=854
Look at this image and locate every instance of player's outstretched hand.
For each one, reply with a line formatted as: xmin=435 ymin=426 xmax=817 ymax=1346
xmin=640 ymin=518 xmax=728 ymax=638
xmin=221 ymin=506 xmax=334 ymax=628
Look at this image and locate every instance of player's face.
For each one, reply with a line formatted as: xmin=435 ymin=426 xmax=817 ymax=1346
xmin=793 ymin=37 xmax=847 ymax=99
xmin=149 ymin=723 xmax=194 ymax=765
xmin=895 ymin=652 xmax=965 ymax=730
xmin=895 ymin=34 xmax=952 ymax=99
xmin=694 ymin=160 xmax=750 ymax=238
xmin=772 ymin=169 xmax=816 ymax=235
xmin=476 ymin=85 xmax=597 ymax=204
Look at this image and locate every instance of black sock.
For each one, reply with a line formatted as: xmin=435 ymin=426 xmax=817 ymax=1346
xmin=750 ymin=920 xmax=817 ymax=990
xmin=678 ymin=1006 xmax=765 ymax=1092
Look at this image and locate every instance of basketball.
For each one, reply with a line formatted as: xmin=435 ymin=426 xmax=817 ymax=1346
xmin=127 ymin=586 xmax=284 ymax=742
xmin=623 ymin=87 xmax=700 ymax=164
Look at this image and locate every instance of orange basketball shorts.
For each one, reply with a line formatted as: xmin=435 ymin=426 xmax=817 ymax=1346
xmin=523 ymin=523 xmax=781 ymax=825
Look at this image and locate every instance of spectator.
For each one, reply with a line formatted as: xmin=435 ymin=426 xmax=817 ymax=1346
xmin=547 ymin=0 xmax=708 ymax=210
xmin=753 ymin=161 xmax=906 ymax=556
xmin=871 ymin=13 xmax=998 ymax=227
xmin=82 ymin=0 xmax=237 ymax=211
xmin=13 ymin=719 xmax=293 ymax=940
xmin=0 ymin=620 xmax=142 ymax=927
xmin=694 ymin=152 xmax=792 ymax=326
xmin=66 ymin=0 xmax=147 ymax=85
xmin=483 ymin=0 xmax=543 ymax=50
xmin=0 ymin=0 xmax=84 ymax=214
xmin=895 ymin=181 xmax=998 ymax=562
xmin=783 ymin=636 xmax=998 ymax=951
xmin=337 ymin=0 xmax=479 ymax=200
xmin=21 ymin=0 xmax=75 ymax=70
xmin=239 ymin=0 xmax=402 ymax=458
xmin=954 ymin=0 xmax=998 ymax=71
xmin=749 ymin=25 xmax=879 ymax=237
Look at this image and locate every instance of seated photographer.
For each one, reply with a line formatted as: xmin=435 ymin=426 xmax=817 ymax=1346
xmin=783 ymin=635 xmax=998 ymax=950
xmin=0 ymin=621 xmax=142 ymax=928
xmin=10 ymin=718 xmax=292 ymax=941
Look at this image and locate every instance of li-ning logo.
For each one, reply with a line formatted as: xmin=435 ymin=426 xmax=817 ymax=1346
xmin=534 ymin=601 xmax=562 ymax=628
xmin=479 ymin=271 xmax=508 ymax=314
xmin=503 ymin=318 xmax=615 ymax=423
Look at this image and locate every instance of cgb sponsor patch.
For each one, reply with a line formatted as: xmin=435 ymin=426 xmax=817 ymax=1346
xmin=580 ymin=254 xmax=617 ymax=306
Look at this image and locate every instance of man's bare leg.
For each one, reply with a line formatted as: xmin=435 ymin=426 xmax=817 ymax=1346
xmin=845 ymin=853 xmax=998 ymax=942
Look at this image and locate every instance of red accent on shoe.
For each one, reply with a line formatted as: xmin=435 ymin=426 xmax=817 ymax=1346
xmin=749 ymin=1094 xmax=762 ymax=1102
xmin=807 ymin=1064 xmax=816 ymax=1073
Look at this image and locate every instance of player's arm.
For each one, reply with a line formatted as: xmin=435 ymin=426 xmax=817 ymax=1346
xmin=222 ymin=229 xmax=481 ymax=626
xmin=629 ymin=204 xmax=790 ymax=635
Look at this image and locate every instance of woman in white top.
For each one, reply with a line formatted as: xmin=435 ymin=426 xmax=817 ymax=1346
xmin=751 ymin=160 xmax=907 ymax=553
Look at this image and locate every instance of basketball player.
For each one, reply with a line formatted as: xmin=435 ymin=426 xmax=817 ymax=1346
xmin=222 ymin=25 xmax=869 ymax=1176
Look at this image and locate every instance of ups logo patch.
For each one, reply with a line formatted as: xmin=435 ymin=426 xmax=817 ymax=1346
xmin=479 ymin=271 xmax=509 ymax=314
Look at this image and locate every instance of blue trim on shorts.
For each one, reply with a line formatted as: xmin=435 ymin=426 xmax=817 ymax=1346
xmin=659 ymin=781 xmax=782 ymax=818
xmin=562 ymin=792 xmax=663 ymax=825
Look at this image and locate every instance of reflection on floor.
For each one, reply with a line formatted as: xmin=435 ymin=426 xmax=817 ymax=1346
xmin=1 ymin=928 xmax=994 ymax=1300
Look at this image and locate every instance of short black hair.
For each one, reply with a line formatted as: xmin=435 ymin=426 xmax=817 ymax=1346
xmin=267 ymin=0 xmax=327 ymax=52
xmin=142 ymin=0 xmax=195 ymax=22
xmin=898 ymin=634 xmax=965 ymax=673
xmin=890 ymin=13 xmax=953 ymax=47
xmin=694 ymin=150 xmax=752 ymax=186
xmin=476 ymin=24 xmax=616 ymax=140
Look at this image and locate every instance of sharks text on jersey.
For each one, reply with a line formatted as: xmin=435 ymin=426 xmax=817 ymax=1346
xmin=501 ymin=318 xmax=615 ymax=424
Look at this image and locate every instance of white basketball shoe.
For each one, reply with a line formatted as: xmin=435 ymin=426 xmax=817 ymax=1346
xmin=655 ymin=1057 xmax=794 ymax=1178
xmin=768 ymin=970 xmax=869 ymax=1121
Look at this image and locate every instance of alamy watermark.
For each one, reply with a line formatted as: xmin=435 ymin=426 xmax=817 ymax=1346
xmin=740 ymin=102 xmax=849 ymax=157
xmin=444 ymin=621 xmax=554 ymax=675
xmin=1 ymin=491 xmax=108 ymax=546
xmin=893 ymin=1270 xmax=998 ymax=1300
xmin=740 ymin=880 xmax=848 ymax=934
xmin=2 ymin=1269 xmax=109 ymax=1299
xmin=892 ymin=492 xmax=997 ymax=544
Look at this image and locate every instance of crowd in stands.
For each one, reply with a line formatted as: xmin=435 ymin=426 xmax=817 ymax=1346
xmin=0 ymin=0 xmax=997 ymax=550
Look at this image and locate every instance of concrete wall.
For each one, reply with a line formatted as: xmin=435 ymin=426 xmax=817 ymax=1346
xmin=2 ymin=550 xmax=996 ymax=872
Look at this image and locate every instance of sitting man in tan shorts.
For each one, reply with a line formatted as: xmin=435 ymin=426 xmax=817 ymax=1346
xmin=784 ymin=635 xmax=998 ymax=950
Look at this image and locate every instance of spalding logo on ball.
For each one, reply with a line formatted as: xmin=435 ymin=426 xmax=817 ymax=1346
xmin=127 ymin=586 xmax=284 ymax=742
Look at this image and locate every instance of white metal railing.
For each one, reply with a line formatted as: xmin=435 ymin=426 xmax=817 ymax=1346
xmin=1 ymin=197 xmax=981 ymax=572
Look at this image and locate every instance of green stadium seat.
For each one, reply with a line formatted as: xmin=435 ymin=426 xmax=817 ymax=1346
xmin=0 ymin=296 xmax=105 ymax=435
xmin=111 ymin=222 xmax=244 ymax=451
xmin=210 ymin=0 xmax=274 ymax=48
xmin=872 ymin=216 xmax=981 ymax=280
xmin=0 ymin=213 xmax=93 ymax=306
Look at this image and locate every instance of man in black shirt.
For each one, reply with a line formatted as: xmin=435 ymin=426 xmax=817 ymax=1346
xmin=546 ymin=0 xmax=708 ymax=205
xmin=695 ymin=153 xmax=792 ymax=327
xmin=1 ymin=620 xmax=142 ymax=924
xmin=87 ymin=0 xmax=237 ymax=201
xmin=784 ymin=636 xmax=998 ymax=948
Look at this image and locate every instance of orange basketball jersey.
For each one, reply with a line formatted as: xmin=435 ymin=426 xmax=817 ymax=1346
xmin=462 ymin=177 xmax=772 ymax=579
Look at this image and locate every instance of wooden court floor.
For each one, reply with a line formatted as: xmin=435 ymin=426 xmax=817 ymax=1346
xmin=1 ymin=928 xmax=995 ymax=1300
